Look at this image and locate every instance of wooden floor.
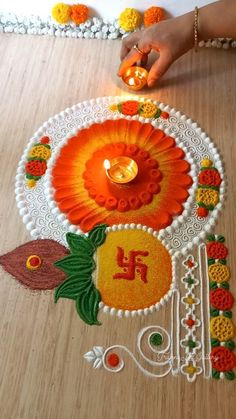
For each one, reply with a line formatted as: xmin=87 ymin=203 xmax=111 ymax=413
xmin=0 ymin=34 xmax=235 ymax=419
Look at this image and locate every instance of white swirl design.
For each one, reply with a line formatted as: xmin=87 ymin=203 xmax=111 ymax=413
xmin=103 ymin=326 xmax=172 ymax=378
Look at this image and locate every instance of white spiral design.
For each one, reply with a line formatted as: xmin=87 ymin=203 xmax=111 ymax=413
xmin=103 ymin=326 xmax=172 ymax=378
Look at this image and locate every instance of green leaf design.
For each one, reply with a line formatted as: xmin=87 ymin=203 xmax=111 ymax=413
xmin=208 ymin=258 xmax=215 ymax=266
xmin=225 ymin=371 xmax=235 ymax=380
xmin=54 ymin=254 xmax=95 ymax=276
xmin=76 ymin=286 xmax=101 ymax=325
xmin=223 ymin=311 xmax=232 ymax=318
xmin=221 ymin=282 xmax=230 ymax=290
xmin=25 ymin=173 xmax=41 ymax=180
xmin=66 ymin=232 xmax=95 ymax=255
xmin=217 ymin=235 xmax=225 ymax=243
xmin=54 ymin=274 xmax=92 ymax=303
xmin=207 ymin=234 xmax=215 ymax=242
xmin=117 ymin=102 xmax=122 ymax=113
xmin=211 ymin=338 xmax=220 ymax=347
xmin=209 ymin=281 xmax=217 ymax=290
xmin=88 ymin=224 xmax=107 ymax=247
xmin=210 ymin=307 xmax=219 ymax=317
xmin=219 ymin=259 xmax=226 ymax=265
xmin=198 ymin=184 xmax=219 ymax=191
xmin=212 ymin=369 xmax=220 ymax=379
xmin=154 ymin=108 xmax=161 ymax=118
xmin=27 ymin=156 xmax=46 ymax=162
xmin=225 ymin=340 xmax=236 ymax=350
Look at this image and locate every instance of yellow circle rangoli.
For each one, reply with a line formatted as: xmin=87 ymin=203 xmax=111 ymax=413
xmin=96 ymin=229 xmax=172 ymax=310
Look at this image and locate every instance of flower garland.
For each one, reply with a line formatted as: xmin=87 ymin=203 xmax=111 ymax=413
xmin=1 ymin=11 xmax=236 ymax=45
xmin=51 ymin=3 xmax=165 ymax=30
xmin=196 ymin=158 xmax=222 ymax=218
xmin=207 ymin=234 xmax=236 ymax=380
xmin=109 ymin=100 xmax=169 ymax=120
xmin=25 ymin=136 xmax=51 ymax=188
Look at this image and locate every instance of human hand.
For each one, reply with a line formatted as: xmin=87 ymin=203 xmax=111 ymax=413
xmin=118 ymin=12 xmax=194 ymax=87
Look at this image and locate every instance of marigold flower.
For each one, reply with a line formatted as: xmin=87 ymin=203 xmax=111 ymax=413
xmin=139 ymin=102 xmax=158 ymax=118
xmin=119 ymin=8 xmax=142 ymax=32
xmin=28 ymin=144 xmax=51 ymax=160
xmin=121 ymin=100 xmax=139 ymax=116
xmin=196 ymin=187 xmax=219 ymax=207
xmin=52 ymin=3 xmax=71 ymax=24
xmin=144 ymin=6 xmax=165 ymax=27
xmin=71 ymin=4 xmax=89 ymax=25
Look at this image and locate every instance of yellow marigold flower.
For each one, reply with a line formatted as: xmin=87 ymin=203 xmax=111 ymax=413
xmin=208 ymin=263 xmax=230 ymax=283
xmin=52 ymin=3 xmax=71 ymax=24
xmin=109 ymin=104 xmax=118 ymax=112
xmin=139 ymin=102 xmax=157 ymax=118
xmin=28 ymin=144 xmax=51 ymax=160
xmin=27 ymin=179 xmax=37 ymax=188
xmin=210 ymin=316 xmax=235 ymax=342
xmin=196 ymin=188 xmax=219 ymax=207
xmin=201 ymin=158 xmax=213 ymax=167
xmin=118 ymin=8 xmax=142 ymax=32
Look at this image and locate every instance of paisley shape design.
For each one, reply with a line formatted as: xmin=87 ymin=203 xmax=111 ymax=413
xmin=0 ymin=240 xmax=69 ymax=290
xmin=51 ymin=119 xmax=192 ymax=232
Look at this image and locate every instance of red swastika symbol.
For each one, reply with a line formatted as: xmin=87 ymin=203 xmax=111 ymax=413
xmin=113 ymin=246 xmax=149 ymax=283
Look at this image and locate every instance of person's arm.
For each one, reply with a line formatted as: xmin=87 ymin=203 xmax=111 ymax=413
xmin=118 ymin=0 xmax=236 ymax=87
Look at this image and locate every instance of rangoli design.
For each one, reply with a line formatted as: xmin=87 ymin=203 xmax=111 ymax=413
xmin=0 ymin=96 xmax=234 ymax=381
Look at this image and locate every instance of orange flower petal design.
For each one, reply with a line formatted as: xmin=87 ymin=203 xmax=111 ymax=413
xmin=52 ymin=119 xmax=193 ymax=232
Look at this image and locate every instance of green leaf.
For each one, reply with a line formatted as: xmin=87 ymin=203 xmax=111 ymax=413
xmin=76 ymin=286 xmax=101 ymax=325
xmin=210 ymin=307 xmax=219 ymax=317
xmin=207 ymin=204 xmax=215 ymax=211
xmin=25 ymin=173 xmax=41 ymax=180
xmin=88 ymin=224 xmax=107 ymax=247
xmin=208 ymin=258 xmax=215 ymax=266
xmin=207 ymin=234 xmax=215 ymax=242
xmin=154 ymin=108 xmax=161 ymax=118
xmin=223 ymin=311 xmax=232 ymax=318
xmin=66 ymin=232 xmax=95 ymax=256
xmin=209 ymin=281 xmax=217 ymax=290
xmin=27 ymin=156 xmax=45 ymax=162
xmin=212 ymin=369 xmax=220 ymax=379
xmin=117 ymin=103 xmax=122 ymax=113
xmin=198 ymin=184 xmax=219 ymax=191
xmin=54 ymin=254 xmax=96 ymax=276
xmin=217 ymin=235 xmax=225 ymax=243
xmin=225 ymin=371 xmax=235 ymax=380
xmin=225 ymin=340 xmax=236 ymax=350
xmin=211 ymin=338 xmax=220 ymax=347
xmin=54 ymin=274 xmax=92 ymax=303
xmin=221 ymin=282 xmax=230 ymax=290
xmin=219 ymin=259 xmax=226 ymax=265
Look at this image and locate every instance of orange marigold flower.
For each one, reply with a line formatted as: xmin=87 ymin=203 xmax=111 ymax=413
xmin=25 ymin=160 xmax=47 ymax=177
xmin=52 ymin=3 xmax=71 ymax=24
xmin=121 ymin=100 xmax=139 ymax=116
xmin=71 ymin=4 xmax=89 ymax=25
xmin=144 ymin=6 xmax=165 ymax=27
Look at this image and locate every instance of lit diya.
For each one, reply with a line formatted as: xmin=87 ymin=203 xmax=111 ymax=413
xmin=122 ymin=66 xmax=148 ymax=91
xmin=104 ymin=157 xmax=138 ymax=184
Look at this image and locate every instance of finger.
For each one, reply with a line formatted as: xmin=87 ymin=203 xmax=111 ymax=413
xmin=120 ymin=31 xmax=143 ymax=61
xmin=140 ymin=53 xmax=148 ymax=68
xmin=147 ymin=51 xmax=172 ymax=86
xmin=118 ymin=40 xmax=152 ymax=76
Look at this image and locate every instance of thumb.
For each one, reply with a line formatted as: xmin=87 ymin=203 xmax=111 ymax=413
xmin=147 ymin=51 xmax=172 ymax=87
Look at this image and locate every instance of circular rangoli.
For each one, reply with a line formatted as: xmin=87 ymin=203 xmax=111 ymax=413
xmin=15 ymin=96 xmax=224 ymax=257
